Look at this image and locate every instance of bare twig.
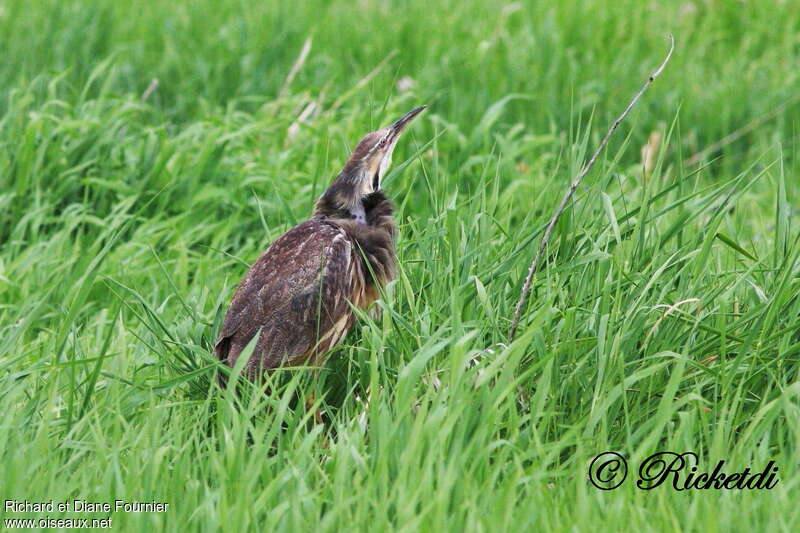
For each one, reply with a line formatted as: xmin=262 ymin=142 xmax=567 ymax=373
xmin=287 ymin=100 xmax=320 ymax=141
xmin=119 ymin=78 xmax=160 ymax=137
xmin=278 ymin=37 xmax=313 ymax=100
xmin=141 ymin=78 xmax=159 ymax=102
xmin=508 ymin=35 xmax=675 ymax=342
xmin=684 ymin=94 xmax=800 ymax=166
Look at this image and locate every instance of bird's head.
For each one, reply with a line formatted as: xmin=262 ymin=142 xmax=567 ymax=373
xmin=315 ymin=105 xmax=426 ymax=222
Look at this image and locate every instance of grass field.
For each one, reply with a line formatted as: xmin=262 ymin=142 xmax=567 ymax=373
xmin=1 ymin=0 xmax=799 ymax=531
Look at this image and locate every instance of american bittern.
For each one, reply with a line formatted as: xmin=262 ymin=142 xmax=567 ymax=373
xmin=215 ymin=106 xmax=426 ymax=382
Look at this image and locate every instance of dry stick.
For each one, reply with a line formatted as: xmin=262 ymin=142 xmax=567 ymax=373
xmin=508 ymin=35 xmax=675 ymax=343
xmin=119 ymin=78 xmax=160 ymax=137
xmin=278 ymin=37 xmax=313 ymax=100
xmin=141 ymin=78 xmax=159 ymax=102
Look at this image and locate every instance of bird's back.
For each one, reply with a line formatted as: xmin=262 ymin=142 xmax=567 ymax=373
xmin=214 ymin=220 xmax=367 ymax=378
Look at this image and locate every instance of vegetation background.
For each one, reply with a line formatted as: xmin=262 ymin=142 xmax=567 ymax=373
xmin=1 ymin=0 xmax=798 ymax=530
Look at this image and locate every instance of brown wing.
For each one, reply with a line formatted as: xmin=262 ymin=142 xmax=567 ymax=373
xmin=214 ymin=220 xmax=364 ymax=378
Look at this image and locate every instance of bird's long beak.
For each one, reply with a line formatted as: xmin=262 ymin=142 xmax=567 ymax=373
xmin=389 ymin=105 xmax=427 ymax=136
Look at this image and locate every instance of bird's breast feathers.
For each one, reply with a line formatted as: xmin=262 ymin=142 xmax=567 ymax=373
xmin=214 ymin=219 xmax=389 ymax=373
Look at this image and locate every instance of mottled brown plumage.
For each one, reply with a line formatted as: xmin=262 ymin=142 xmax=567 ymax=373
xmin=215 ymin=106 xmax=425 ymax=380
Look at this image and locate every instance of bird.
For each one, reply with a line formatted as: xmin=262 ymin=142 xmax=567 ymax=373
xmin=214 ymin=105 xmax=426 ymax=382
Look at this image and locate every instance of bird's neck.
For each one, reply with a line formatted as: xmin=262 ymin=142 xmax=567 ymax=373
xmin=343 ymin=191 xmax=397 ymax=286
xmin=313 ymin=190 xmax=394 ymax=229
xmin=360 ymin=190 xmax=395 ymax=234
xmin=313 ymin=190 xmax=396 ymax=285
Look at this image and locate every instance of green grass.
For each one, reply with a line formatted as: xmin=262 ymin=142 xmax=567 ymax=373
xmin=1 ymin=0 xmax=799 ymax=531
